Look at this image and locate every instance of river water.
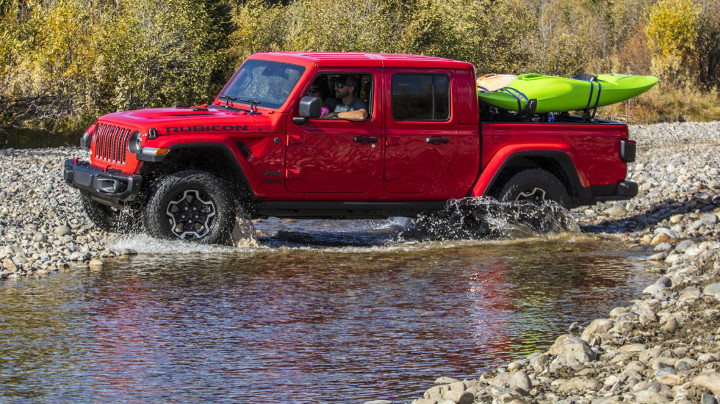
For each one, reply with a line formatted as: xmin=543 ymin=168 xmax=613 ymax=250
xmin=0 ymin=215 xmax=656 ymax=403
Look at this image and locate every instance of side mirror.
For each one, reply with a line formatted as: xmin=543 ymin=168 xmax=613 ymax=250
xmin=299 ymin=96 xmax=322 ymax=118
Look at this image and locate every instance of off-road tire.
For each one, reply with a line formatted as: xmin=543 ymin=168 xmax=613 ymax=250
xmin=81 ymin=195 xmax=121 ymax=232
xmin=144 ymin=170 xmax=235 ymax=244
xmin=497 ymin=168 xmax=569 ymax=207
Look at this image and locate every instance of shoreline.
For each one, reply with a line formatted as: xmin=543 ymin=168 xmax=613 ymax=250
xmin=2 ymin=122 xmax=720 ymax=403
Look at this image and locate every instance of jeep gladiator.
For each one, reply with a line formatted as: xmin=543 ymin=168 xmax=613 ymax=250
xmin=64 ymin=52 xmax=637 ymax=244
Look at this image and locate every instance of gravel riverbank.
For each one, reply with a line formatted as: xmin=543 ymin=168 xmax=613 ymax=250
xmin=3 ymin=122 xmax=720 ymax=403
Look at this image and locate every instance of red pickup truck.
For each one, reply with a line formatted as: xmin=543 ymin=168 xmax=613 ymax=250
xmin=64 ymin=52 xmax=637 ymax=244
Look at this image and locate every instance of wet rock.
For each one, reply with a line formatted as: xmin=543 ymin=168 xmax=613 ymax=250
xmin=581 ymin=318 xmax=614 ymax=342
xmin=88 ymin=259 xmax=103 ymax=270
xmin=509 ymin=371 xmax=532 ymax=391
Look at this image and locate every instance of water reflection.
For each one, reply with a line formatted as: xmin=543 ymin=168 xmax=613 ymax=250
xmin=0 ymin=229 xmax=655 ymax=403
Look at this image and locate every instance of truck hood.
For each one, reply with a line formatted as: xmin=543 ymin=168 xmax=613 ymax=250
xmin=98 ymin=107 xmax=264 ymax=135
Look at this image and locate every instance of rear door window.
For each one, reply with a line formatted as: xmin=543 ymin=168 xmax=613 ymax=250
xmin=391 ymin=74 xmax=450 ymax=121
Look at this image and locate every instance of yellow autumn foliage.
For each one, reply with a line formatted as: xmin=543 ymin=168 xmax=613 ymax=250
xmin=1 ymin=0 xmax=719 ymax=133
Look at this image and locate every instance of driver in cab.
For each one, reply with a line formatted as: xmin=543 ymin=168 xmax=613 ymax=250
xmin=322 ymin=76 xmax=368 ymax=121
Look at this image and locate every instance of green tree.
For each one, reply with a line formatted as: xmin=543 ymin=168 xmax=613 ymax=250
xmin=285 ymin=0 xmax=404 ymax=53
xmin=92 ymin=0 xmax=223 ymax=111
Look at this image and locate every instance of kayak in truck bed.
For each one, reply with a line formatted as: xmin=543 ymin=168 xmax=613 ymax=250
xmin=476 ymin=73 xmax=517 ymax=92
xmin=477 ymin=73 xmax=658 ymax=113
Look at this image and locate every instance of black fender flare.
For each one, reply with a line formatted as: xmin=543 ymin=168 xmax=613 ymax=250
xmin=482 ymin=150 xmax=591 ymax=201
xmin=143 ymin=142 xmax=258 ymax=199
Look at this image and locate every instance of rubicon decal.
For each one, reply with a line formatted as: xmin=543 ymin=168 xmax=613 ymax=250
xmin=166 ymin=125 xmax=249 ymax=133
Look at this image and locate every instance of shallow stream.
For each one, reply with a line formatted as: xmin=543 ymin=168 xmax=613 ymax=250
xmin=0 ymin=214 xmax=656 ymax=403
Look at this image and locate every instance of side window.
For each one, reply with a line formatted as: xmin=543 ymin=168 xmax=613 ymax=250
xmin=304 ymin=73 xmax=373 ymax=119
xmin=391 ymin=74 xmax=450 ymax=121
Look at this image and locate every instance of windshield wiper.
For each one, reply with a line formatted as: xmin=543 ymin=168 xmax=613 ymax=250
xmin=240 ymin=98 xmax=261 ymax=115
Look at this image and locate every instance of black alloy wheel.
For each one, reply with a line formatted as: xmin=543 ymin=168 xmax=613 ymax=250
xmin=144 ymin=170 xmax=235 ymax=244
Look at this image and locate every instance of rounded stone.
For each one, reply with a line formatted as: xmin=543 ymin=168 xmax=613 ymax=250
xmin=510 ymin=371 xmax=532 ymax=391
xmin=694 ymin=372 xmax=720 ymax=396
xmin=434 ymin=377 xmax=460 ymax=385
xmin=661 ymin=316 xmax=679 ymax=333
xmin=651 ymin=233 xmax=671 ymax=245
xmin=54 ymin=225 xmax=71 ymax=236
xmin=704 ymin=283 xmax=720 ymax=300
xmin=88 ymin=259 xmax=103 ymax=270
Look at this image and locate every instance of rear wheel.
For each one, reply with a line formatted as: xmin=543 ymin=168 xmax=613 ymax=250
xmin=497 ymin=168 xmax=569 ymax=207
xmin=144 ymin=170 xmax=235 ymax=244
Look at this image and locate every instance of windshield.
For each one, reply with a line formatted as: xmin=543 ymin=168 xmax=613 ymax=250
xmin=219 ymin=60 xmax=305 ymax=110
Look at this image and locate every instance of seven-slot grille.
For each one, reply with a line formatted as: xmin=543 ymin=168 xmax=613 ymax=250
xmin=93 ymin=123 xmax=133 ymax=165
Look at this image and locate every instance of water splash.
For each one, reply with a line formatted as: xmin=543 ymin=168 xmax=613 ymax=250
xmin=106 ymin=233 xmax=241 ymax=254
xmin=231 ymin=216 xmax=260 ymax=248
xmin=105 ymin=201 xmax=579 ymax=252
xmin=400 ymin=197 xmax=580 ymax=241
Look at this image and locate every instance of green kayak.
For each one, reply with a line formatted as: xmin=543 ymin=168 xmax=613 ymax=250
xmin=477 ymin=73 xmax=658 ymax=113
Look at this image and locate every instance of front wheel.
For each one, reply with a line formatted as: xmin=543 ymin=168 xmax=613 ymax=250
xmin=496 ymin=169 xmax=569 ymax=207
xmin=144 ymin=170 xmax=235 ymax=244
xmin=81 ymin=195 xmax=121 ymax=232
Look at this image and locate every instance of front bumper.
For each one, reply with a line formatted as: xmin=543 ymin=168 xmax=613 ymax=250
xmin=63 ymin=159 xmax=142 ymax=206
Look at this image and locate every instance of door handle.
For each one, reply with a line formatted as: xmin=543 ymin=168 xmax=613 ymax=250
xmin=354 ymin=136 xmax=378 ymax=143
xmin=426 ymin=137 xmax=449 ymax=144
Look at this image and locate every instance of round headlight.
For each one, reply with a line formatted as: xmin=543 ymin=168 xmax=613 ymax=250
xmin=128 ymin=131 xmax=142 ymax=154
xmin=80 ymin=132 xmax=92 ymax=149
